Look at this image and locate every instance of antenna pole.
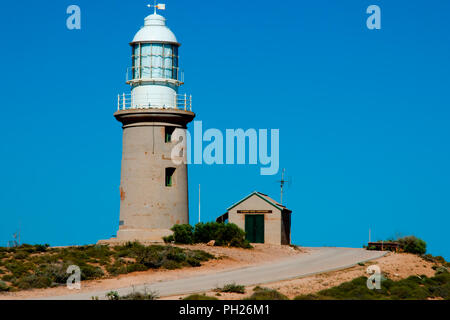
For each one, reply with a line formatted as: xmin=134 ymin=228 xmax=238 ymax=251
xmin=280 ymin=168 xmax=286 ymax=205
xmin=198 ymin=184 xmax=201 ymax=223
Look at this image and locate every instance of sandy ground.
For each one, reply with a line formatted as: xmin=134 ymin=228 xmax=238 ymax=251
xmin=163 ymin=251 xmax=437 ymax=300
xmin=0 ymin=244 xmax=303 ymax=300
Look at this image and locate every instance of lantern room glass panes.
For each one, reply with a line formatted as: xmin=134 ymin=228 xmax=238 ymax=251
xmin=131 ymin=43 xmax=179 ymax=80
xmin=132 ymin=45 xmax=140 ymax=79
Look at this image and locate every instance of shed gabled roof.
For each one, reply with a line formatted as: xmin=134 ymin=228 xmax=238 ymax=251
xmin=226 ymin=191 xmax=289 ymax=212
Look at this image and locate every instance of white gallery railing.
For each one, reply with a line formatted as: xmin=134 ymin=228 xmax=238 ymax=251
xmin=117 ymin=93 xmax=192 ymax=111
xmin=126 ymin=67 xmax=184 ymax=84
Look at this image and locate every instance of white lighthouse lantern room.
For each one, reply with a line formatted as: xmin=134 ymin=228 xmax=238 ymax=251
xmin=118 ymin=4 xmax=191 ymax=110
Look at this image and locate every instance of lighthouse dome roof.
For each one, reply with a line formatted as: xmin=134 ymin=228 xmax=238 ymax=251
xmin=132 ymin=13 xmax=178 ymax=44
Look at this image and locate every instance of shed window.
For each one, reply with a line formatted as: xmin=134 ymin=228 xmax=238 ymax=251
xmin=165 ymin=168 xmax=175 ymax=187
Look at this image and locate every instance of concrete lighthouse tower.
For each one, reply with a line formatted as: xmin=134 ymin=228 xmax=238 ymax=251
xmin=112 ymin=4 xmax=195 ymax=243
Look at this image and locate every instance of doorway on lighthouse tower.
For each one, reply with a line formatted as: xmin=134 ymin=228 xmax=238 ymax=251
xmin=245 ymin=214 xmax=264 ymax=243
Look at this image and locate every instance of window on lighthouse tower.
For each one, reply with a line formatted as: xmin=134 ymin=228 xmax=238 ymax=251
xmin=165 ymin=167 xmax=176 ymax=187
xmin=165 ymin=126 xmax=175 ymax=143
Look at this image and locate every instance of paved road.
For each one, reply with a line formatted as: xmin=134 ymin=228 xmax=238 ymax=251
xmin=41 ymin=247 xmax=386 ymax=300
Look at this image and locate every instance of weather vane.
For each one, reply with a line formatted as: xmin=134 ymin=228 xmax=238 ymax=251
xmin=147 ymin=1 xmax=166 ymax=14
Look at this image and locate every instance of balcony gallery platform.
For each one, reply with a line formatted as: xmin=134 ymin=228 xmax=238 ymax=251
xmin=114 ymin=108 xmax=195 ymax=128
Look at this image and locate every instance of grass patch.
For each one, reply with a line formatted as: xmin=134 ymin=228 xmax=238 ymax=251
xmin=215 ymin=283 xmax=245 ymax=294
xmin=106 ymin=288 xmax=159 ymax=300
xmin=245 ymin=287 xmax=289 ymax=300
xmin=120 ymin=290 xmax=159 ymax=300
xmin=0 ymin=280 xmax=11 ymax=292
xmin=0 ymin=242 xmax=214 ymax=292
xmin=294 ymin=270 xmax=450 ymax=300
xmin=183 ymin=294 xmax=219 ymax=300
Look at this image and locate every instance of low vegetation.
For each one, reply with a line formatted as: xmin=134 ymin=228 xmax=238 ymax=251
xmin=245 ymin=286 xmax=289 ymax=300
xmin=421 ymin=253 xmax=450 ymax=267
xmin=0 ymin=242 xmax=214 ymax=292
xmin=106 ymin=288 xmax=159 ymax=300
xmin=163 ymin=222 xmax=252 ymax=249
xmin=214 ymin=283 xmax=246 ymax=294
xmin=397 ymin=236 xmax=427 ymax=255
xmin=367 ymin=235 xmax=427 ymax=255
xmin=183 ymin=294 xmax=219 ymax=300
xmin=294 ymin=269 xmax=450 ymax=300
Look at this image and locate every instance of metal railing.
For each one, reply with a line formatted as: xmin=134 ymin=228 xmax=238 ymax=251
xmin=117 ymin=93 xmax=192 ymax=111
xmin=126 ymin=67 xmax=184 ymax=84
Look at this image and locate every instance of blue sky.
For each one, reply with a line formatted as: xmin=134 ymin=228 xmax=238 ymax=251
xmin=0 ymin=1 xmax=449 ymax=259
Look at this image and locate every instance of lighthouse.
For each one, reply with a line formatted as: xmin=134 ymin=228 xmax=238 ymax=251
xmin=111 ymin=4 xmax=195 ymax=243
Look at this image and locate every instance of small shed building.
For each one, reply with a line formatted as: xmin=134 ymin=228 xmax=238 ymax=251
xmin=216 ymin=191 xmax=292 ymax=245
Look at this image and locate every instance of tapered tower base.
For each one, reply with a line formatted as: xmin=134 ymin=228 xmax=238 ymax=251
xmin=104 ymin=108 xmax=195 ymax=244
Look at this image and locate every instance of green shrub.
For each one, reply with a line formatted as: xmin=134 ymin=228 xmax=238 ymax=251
xmin=170 ymin=222 xmax=252 ymax=248
xmin=161 ymin=260 xmax=182 ymax=270
xmin=171 ymin=224 xmax=194 ymax=244
xmin=167 ymin=251 xmax=187 ymax=262
xmin=435 ymin=266 xmax=448 ymax=275
xmin=216 ymin=283 xmax=245 ymax=294
xmin=14 ymin=251 xmax=30 ymax=260
xmin=121 ymin=290 xmax=159 ymax=300
xmin=79 ymin=264 xmax=104 ymax=280
xmin=37 ymin=263 xmax=69 ymax=284
xmin=433 ymin=256 xmax=446 ymax=264
xmin=106 ymin=291 xmax=120 ymax=300
xmin=106 ymin=262 xmax=128 ymax=276
xmin=0 ymin=280 xmax=10 ymax=292
xmin=163 ymin=235 xmax=174 ymax=243
xmin=397 ymin=236 xmax=427 ymax=255
xmin=421 ymin=254 xmax=447 ymax=265
xmin=193 ymin=222 xmax=222 ymax=243
xmin=421 ymin=254 xmax=436 ymax=263
xmin=35 ymin=244 xmax=50 ymax=252
xmin=183 ymin=294 xmax=218 ymax=300
xmin=189 ymin=250 xmax=215 ymax=262
xmin=5 ymin=261 xmax=34 ymax=277
xmin=125 ymin=263 xmax=148 ymax=273
xmin=186 ymin=257 xmax=201 ymax=267
xmin=214 ymin=223 xmax=247 ymax=247
xmin=14 ymin=274 xmax=52 ymax=289
xmin=1 ymin=274 xmax=14 ymax=282
xmin=245 ymin=287 xmax=288 ymax=300
xmin=136 ymin=246 xmax=164 ymax=268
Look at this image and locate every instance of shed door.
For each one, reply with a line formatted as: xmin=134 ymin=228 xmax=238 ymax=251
xmin=245 ymin=214 xmax=264 ymax=243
